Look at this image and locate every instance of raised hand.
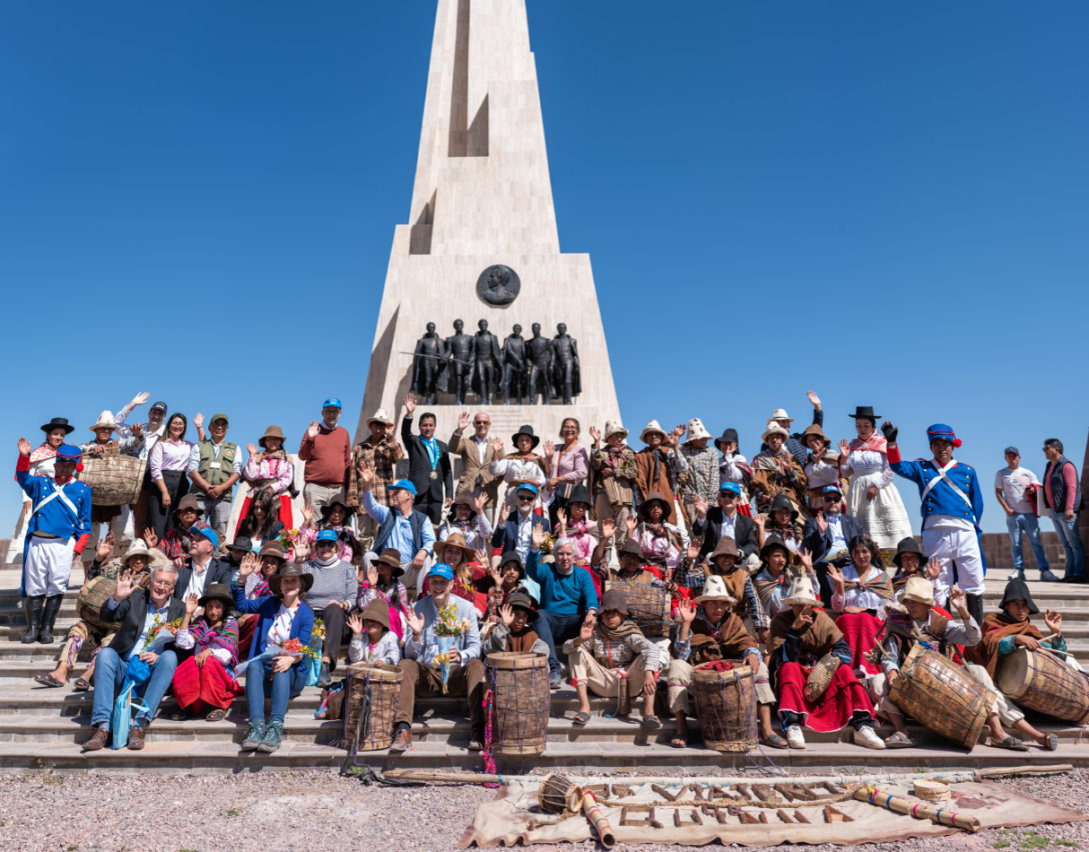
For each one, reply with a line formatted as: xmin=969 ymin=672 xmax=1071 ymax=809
xmin=359 ymin=461 xmax=375 ymax=488
xmin=694 ymin=495 xmax=708 ymax=519
xmin=543 ymin=440 xmax=555 ymax=460
xmin=601 ymin=518 xmax=616 ymax=541
xmin=247 ymin=443 xmax=259 ymax=456
xmin=625 ymin=514 xmax=638 ymax=535
xmin=113 ymin=570 xmax=138 ymax=601
xmin=816 ymin=510 xmax=828 ymax=534
xmin=499 ymin=604 xmax=515 ymax=628
xmin=302 ymin=504 xmax=314 ymax=526
xmin=307 ymin=420 xmax=320 ymax=440
xmin=366 ymin=562 xmax=379 ymax=587
xmin=827 ymin=565 xmax=845 ymax=588
xmin=588 ymin=425 xmax=602 ymax=446
xmin=578 ymin=617 xmax=595 ymax=644
xmin=185 ymin=592 xmax=200 ymax=616
xmin=17 ymin=437 xmax=30 ymax=456
xmin=555 ymin=507 xmax=567 ymax=531
xmin=142 ymin=528 xmax=159 ymax=549
xmin=792 ymin=605 xmax=815 ymax=631
xmin=838 ymin=439 xmax=851 ymax=458
xmin=753 ymin=513 xmax=765 ymax=531
xmin=457 ymin=411 xmax=470 ymax=432
xmin=403 ymin=393 xmax=417 ymax=416
xmin=949 ymin=587 xmax=968 ymax=615
xmin=686 ymin=541 xmax=700 ymax=562
xmin=474 ymin=492 xmax=488 ymax=514
xmin=293 ymin=539 xmax=310 ymax=563
xmin=491 ymin=437 xmax=504 ymax=455
xmin=1045 ymin=609 xmax=1063 ymax=635
xmin=667 ymin=425 xmax=685 ymax=449
xmin=678 ymin=597 xmax=697 ymax=624
xmin=925 ymin=557 xmax=942 ymax=581
xmin=499 ymin=502 xmax=512 ymax=525
xmin=96 ymin=532 xmax=115 ymax=563
xmin=474 ymin=548 xmax=488 ymax=567
xmin=347 ymin=612 xmax=363 ymax=636
xmin=405 ymin=607 xmax=425 ymax=638
xmin=807 ymin=390 xmax=821 ymax=409
xmin=880 ymin=421 xmax=898 ymax=443
xmin=531 ymin=524 xmax=548 ymax=549
xmin=238 ymin=552 xmax=258 ymax=579
xmin=797 ymin=547 xmax=814 ymax=575
xmin=193 ymin=412 xmax=204 ymax=430
xmin=130 ymin=392 xmax=150 ymax=408
xmin=488 ymin=563 xmax=503 ymax=587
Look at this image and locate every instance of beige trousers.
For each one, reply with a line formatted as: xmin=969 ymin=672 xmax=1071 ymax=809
xmin=568 ymin=645 xmax=647 ymax=699
xmin=666 ymin=658 xmax=775 ymax=715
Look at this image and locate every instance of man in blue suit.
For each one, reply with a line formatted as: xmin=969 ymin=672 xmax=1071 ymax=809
xmin=883 ymin=421 xmax=986 ymax=628
xmin=801 ymin=484 xmax=868 ymax=608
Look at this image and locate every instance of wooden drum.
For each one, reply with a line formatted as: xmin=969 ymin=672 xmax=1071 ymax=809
xmin=997 ymin=648 xmax=1089 ymax=725
xmin=603 ymin=581 xmax=670 ymax=637
xmin=485 ymin=651 xmax=550 ymax=756
xmin=538 ymin=773 xmax=582 ymax=813
xmin=77 ymin=577 xmax=118 ymax=633
xmin=343 ymin=662 xmax=402 ymax=752
xmin=889 ymin=645 xmax=993 ymax=749
xmin=78 ymin=453 xmax=146 ymax=506
xmin=691 ymin=661 xmax=757 ymax=753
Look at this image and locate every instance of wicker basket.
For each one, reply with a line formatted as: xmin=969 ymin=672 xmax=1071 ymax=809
xmin=691 ymin=661 xmax=757 ymax=753
xmin=804 ymin=653 xmax=842 ymax=703
xmin=343 ymin=663 xmax=402 ymax=752
xmin=913 ymin=779 xmax=951 ymax=802
xmin=485 ymin=652 xmax=550 ymax=756
xmin=78 ymin=453 xmax=146 ymax=506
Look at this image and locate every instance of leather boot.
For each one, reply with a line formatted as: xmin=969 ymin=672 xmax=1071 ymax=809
xmin=39 ymin=595 xmax=64 ymax=644
xmin=563 ymin=383 xmax=573 ymax=405
xmin=21 ymin=595 xmax=45 ymax=644
xmin=617 ymin=676 xmax=632 ymax=716
xmin=966 ymin=593 xmax=984 ymax=630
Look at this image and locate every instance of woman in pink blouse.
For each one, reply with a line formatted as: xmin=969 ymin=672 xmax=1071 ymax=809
xmin=543 ymin=417 xmax=589 ymax=527
xmin=148 ymin=413 xmax=194 ymax=538
xmin=240 ymin=426 xmax=295 ymax=530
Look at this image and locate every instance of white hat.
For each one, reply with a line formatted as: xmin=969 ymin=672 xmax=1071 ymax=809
xmin=89 ymin=410 xmax=118 ymax=432
xmin=782 ymin=576 xmax=821 ymax=607
xmin=685 ymin=418 xmax=713 ymax=443
xmin=761 ymin=423 xmax=790 ymax=443
xmin=767 ymin=408 xmax=794 ymax=425
xmin=902 ymin=577 xmax=936 ymax=607
xmin=603 ymin=420 xmax=629 ymax=441
xmin=366 ymin=408 xmax=394 ymax=428
xmin=640 ymin=419 xmax=669 ymax=444
xmin=694 ymin=575 xmax=738 ymax=606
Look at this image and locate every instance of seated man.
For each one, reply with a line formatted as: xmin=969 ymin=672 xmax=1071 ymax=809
xmin=767 ymin=576 xmax=885 ymax=751
xmin=393 ymin=563 xmax=484 ymax=753
xmin=963 ymin=577 xmax=1067 ymax=751
xmin=801 ymin=484 xmax=867 ymax=608
xmin=491 ymin=483 xmax=551 ymax=565
xmin=564 ymin=589 xmax=660 ymax=730
xmin=173 ymin=527 xmax=232 ymax=604
xmin=358 ymin=463 xmax=435 ymax=598
xmin=667 ymin=577 xmax=782 ymax=749
xmin=527 ymin=528 xmax=600 ymax=689
xmin=300 ymin=528 xmax=358 ymax=687
xmin=675 ymin=536 xmax=770 ymax=642
xmin=82 ymin=564 xmax=187 ymax=751
xmin=692 ymin=482 xmax=759 ymax=565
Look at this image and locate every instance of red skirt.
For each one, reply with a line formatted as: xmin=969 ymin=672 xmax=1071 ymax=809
xmin=172 ymin=655 xmax=242 ymax=713
xmin=834 ymin=612 xmax=883 ymax=678
xmin=777 ymin=661 xmax=875 ymax=732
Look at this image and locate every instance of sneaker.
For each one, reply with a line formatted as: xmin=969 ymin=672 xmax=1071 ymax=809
xmin=1009 ymin=570 xmax=1025 ymax=582
xmin=785 ymin=725 xmax=806 ymax=749
xmin=549 ymin=671 xmax=562 ymax=690
xmin=389 ymin=729 xmax=412 ymax=753
xmin=257 ymin=720 xmax=284 ymax=753
xmin=1040 ymin=570 xmax=1061 ymax=583
xmin=241 ymin=720 xmax=266 ymax=752
xmin=854 ymin=726 xmax=887 ymax=750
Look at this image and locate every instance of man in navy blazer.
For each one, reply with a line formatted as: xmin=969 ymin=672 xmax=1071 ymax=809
xmin=491 ymin=483 xmax=551 ymax=564
xmin=801 ymin=484 xmax=868 ymax=607
xmin=401 ymin=395 xmax=454 ymax=525
xmin=171 ymin=528 xmax=232 ymax=604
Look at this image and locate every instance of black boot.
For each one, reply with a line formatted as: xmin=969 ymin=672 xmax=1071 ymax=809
xmin=21 ymin=595 xmax=45 ymax=644
xmin=39 ymin=595 xmax=64 ymax=644
xmin=965 ymin=593 xmax=985 ymax=630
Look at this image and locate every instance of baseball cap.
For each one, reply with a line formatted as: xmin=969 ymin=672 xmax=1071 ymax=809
xmin=822 ymin=484 xmax=843 ymax=496
xmin=1005 ymin=446 xmax=1020 ymax=456
xmin=390 ymin=479 xmax=417 ymax=496
xmin=316 ymin=529 xmax=339 ymax=543
xmin=194 ymin=528 xmax=219 ymax=549
xmin=150 ymin=401 xmax=168 ymax=414
xmin=210 ymin=412 xmax=229 ymax=425
xmin=516 ymin=483 xmax=538 ymax=496
xmin=323 ymin=398 xmax=342 ymax=409
xmin=719 ymin=482 xmax=742 ymax=496
xmin=429 ymin=562 xmax=455 ymax=581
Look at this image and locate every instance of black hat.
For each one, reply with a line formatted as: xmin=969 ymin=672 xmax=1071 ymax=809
xmin=497 ymin=551 xmax=525 ymax=580
xmin=760 ymin=534 xmax=790 ymax=560
xmin=1000 ymin=577 xmax=1039 ymax=615
xmin=566 ymin=483 xmax=592 ymax=508
xmin=150 ymin=401 xmax=168 ymax=414
xmin=226 ymin=535 xmax=253 ymax=553
xmin=506 ymin=589 xmax=538 ymax=622
xmin=769 ymin=493 xmax=799 ymax=522
xmin=321 ymin=498 xmax=357 ymax=520
xmin=848 ymin=406 xmax=880 ymax=421
xmin=450 ymin=492 xmax=479 ymax=520
xmin=892 ymin=536 xmax=925 ymax=569
xmin=40 ymin=417 xmax=75 ymax=435
xmin=715 ymin=428 xmax=739 ymax=452
xmin=510 ymin=424 xmax=540 ymax=451
xmin=198 ymin=583 xmax=235 ymax=611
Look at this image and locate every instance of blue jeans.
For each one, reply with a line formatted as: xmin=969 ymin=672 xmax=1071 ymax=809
xmin=91 ymin=648 xmax=179 ymax=729
xmin=1052 ymin=511 xmax=1086 ymax=578
xmin=535 ymin=610 xmax=587 ymax=675
xmin=1006 ymin=512 xmax=1050 ymax=571
xmin=245 ymin=660 xmax=306 ymax=724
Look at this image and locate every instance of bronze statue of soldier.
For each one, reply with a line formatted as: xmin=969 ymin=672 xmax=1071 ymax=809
xmin=500 ymin=324 xmax=527 ymax=405
xmin=550 ymin=322 xmax=581 ymax=405
xmin=471 ymin=319 xmax=503 ymax=405
xmin=411 ymin=322 xmax=446 ymax=405
xmin=525 ymin=322 xmax=553 ymax=406
xmin=445 ymin=319 xmax=474 ymax=406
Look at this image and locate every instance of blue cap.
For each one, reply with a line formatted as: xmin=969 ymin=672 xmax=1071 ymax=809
xmin=316 ymin=529 xmax=339 ymax=543
xmin=55 ymin=445 xmax=82 ymax=463
xmin=194 ymin=528 xmax=219 ymax=548
xmin=429 ymin=562 xmax=455 ymax=581
xmin=822 ymin=484 xmax=843 ymax=495
xmin=719 ymin=481 xmax=742 ymax=496
xmin=926 ymin=423 xmax=961 ymax=447
xmin=391 ymin=478 xmax=417 ymax=496
xmin=1005 ymin=446 xmax=1020 ymax=456
xmin=516 ymin=483 xmax=538 ymax=496
xmin=322 ymin=398 xmax=342 ymax=409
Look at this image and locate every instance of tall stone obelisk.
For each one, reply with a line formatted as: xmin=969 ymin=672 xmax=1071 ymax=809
xmin=355 ymin=0 xmax=621 ymax=447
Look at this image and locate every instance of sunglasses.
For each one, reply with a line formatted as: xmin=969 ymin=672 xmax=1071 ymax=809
xmin=516 ymin=495 xmax=534 ymax=502
xmin=474 ymin=421 xmax=489 ymax=426
xmin=823 ymin=494 xmax=840 ymax=501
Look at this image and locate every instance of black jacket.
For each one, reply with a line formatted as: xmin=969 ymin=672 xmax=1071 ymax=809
xmin=693 ymin=509 xmax=758 ymax=561
xmin=491 ymin=512 xmax=551 ymax=555
xmin=801 ymin=513 xmax=868 ymax=564
xmin=402 ymin=416 xmax=454 ymax=503
xmin=103 ymin=587 xmax=187 ymax=658
xmin=172 ymin=556 xmax=233 ymax=602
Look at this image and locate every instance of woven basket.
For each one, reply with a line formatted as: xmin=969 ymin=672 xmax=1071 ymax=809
xmin=485 ymin=651 xmax=550 ymax=756
xmin=804 ymin=653 xmax=842 ymax=703
xmin=691 ymin=661 xmax=757 ymax=753
xmin=603 ymin=581 xmax=670 ymax=637
xmin=343 ymin=663 xmax=402 ymax=752
xmin=78 ymin=453 xmax=146 ymax=505
xmin=913 ymin=779 xmax=950 ymax=802
xmin=889 ymin=645 xmax=993 ymax=750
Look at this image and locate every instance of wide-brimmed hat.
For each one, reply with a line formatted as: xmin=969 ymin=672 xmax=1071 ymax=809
xmin=1000 ymin=577 xmax=1039 ymax=615
xmin=198 ymin=583 xmax=235 ymax=611
xmin=372 ymin=548 xmax=404 ymax=578
xmin=695 ymin=575 xmax=738 ymax=606
xmin=801 ymin=424 xmax=830 ymax=448
xmin=226 ymin=535 xmax=253 ymax=554
xmin=848 ymin=406 xmax=880 ymax=421
xmin=450 ymin=492 xmax=479 ymax=520
xmin=709 ymin=537 xmax=739 ymax=565
xmin=497 ymin=551 xmax=525 ymax=580
xmin=767 ymin=409 xmax=794 ymax=425
xmin=768 ymin=493 xmax=799 ymax=522
xmin=510 ymin=424 xmax=540 ymax=450
xmin=782 ymin=576 xmax=821 ymax=607
xmin=637 ymin=491 xmax=674 ymax=524
xmin=321 ymin=498 xmax=357 ymax=521
xmin=599 ymin=589 xmax=629 ymax=617
xmin=761 ymin=423 xmax=790 ymax=444
xmin=366 ymin=409 xmax=394 ymax=428
xmin=120 ymin=540 xmax=155 ymax=567
xmin=259 ymin=541 xmax=287 ymax=562
xmin=640 ymin=420 xmax=669 ymax=444
xmin=760 ymin=534 xmax=791 ymax=560
xmin=685 ymin=418 xmax=713 ymax=444
xmin=565 ymin=483 xmax=592 ymax=508
xmin=269 ymin=563 xmax=313 ymax=596
xmin=715 ymin=428 xmax=739 ymax=453
xmin=434 ymin=532 xmax=476 ymax=565
xmin=617 ymin=539 xmax=644 ymax=561
xmin=603 ymin=420 xmax=629 ymax=441
xmin=258 ymin=425 xmax=285 ymax=448
xmin=892 ymin=536 xmax=925 ymax=569
xmin=89 ymin=410 xmax=118 ymax=432
xmin=901 ymin=577 xmax=935 ymax=607
xmin=506 ymin=589 xmax=538 ymax=622
xmin=172 ymin=494 xmax=204 ymax=517
xmin=360 ymin=598 xmax=391 ymax=631
xmin=40 ymin=417 xmax=75 ymax=435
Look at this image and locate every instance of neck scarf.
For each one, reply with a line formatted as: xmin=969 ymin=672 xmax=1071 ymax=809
xmin=967 ymin=611 xmax=1043 ymax=677
xmin=506 ymin=624 xmax=540 ymax=654
xmin=844 ymin=563 xmax=895 ymax=600
xmin=849 ymin=434 xmax=888 ymax=455
xmin=597 ymin=618 xmax=643 ymax=642
xmin=314 ymin=554 xmax=339 ymax=568
xmin=30 ymin=443 xmax=58 ymax=464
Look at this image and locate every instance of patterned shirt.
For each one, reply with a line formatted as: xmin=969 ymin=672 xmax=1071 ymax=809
xmin=562 ymin=628 xmax=659 ymax=670
xmin=679 ymin=444 xmax=719 ymax=504
xmin=303 ymin=557 xmax=358 ymax=612
xmin=157 ymin=521 xmax=212 ymax=560
xmin=675 ymin=561 xmax=770 ymax=632
xmin=175 ymin=616 xmax=241 ymax=667
xmin=348 ymin=438 xmax=404 ymax=508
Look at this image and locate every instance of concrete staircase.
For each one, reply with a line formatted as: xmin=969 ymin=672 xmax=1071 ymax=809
xmin=2 ymin=569 xmax=1089 ymax=775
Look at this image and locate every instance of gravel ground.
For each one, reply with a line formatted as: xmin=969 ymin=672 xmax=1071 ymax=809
xmin=0 ymin=770 xmax=1086 ymax=852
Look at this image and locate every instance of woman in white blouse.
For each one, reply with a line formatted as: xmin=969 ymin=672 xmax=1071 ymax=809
xmin=488 ymin=426 xmax=548 ymax=509
xmin=800 ymin=425 xmax=841 ymax=512
xmin=828 ymin=534 xmax=895 ymax=620
xmin=838 ymin=407 xmax=913 ymax=550
xmin=147 ymin=413 xmax=195 ymax=538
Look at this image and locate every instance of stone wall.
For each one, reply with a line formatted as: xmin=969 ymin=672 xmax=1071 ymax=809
xmin=980 ymin=531 xmax=1065 ymax=571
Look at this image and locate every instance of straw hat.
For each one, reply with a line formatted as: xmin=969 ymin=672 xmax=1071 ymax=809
xmin=120 ymin=540 xmax=155 ymax=568
xmin=433 ymin=532 xmax=476 ymax=565
xmin=685 ymin=418 xmax=713 ymax=443
xmin=603 ymin=420 xmax=629 ymax=441
xmin=901 ymin=577 xmax=935 ymax=607
xmin=695 ymin=575 xmax=738 ymax=606
xmin=258 ymin=425 xmax=285 ymax=448
xmin=761 ymin=423 xmax=790 ymax=444
xmin=89 ymin=410 xmax=118 ymax=432
xmin=639 ymin=420 xmax=669 ymax=443
xmin=782 ymin=576 xmax=821 ymax=607
xmin=366 ymin=409 xmax=394 ymax=428
xmin=767 ymin=408 xmax=794 ymax=425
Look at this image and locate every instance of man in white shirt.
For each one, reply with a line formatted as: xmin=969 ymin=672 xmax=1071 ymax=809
xmin=994 ymin=447 xmax=1058 ymax=583
xmin=172 ymin=528 xmax=232 ymax=607
xmin=115 ymin=393 xmax=169 ymax=540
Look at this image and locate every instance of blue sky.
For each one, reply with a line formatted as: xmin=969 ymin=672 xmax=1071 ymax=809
xmin=1 ymin=1 xmax=1086 ymax=534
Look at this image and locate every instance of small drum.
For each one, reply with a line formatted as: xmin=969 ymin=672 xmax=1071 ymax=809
xmin=77 ymin=577 xmax=119 ymax=633
xmin=691 ymin=661 xmax=757 ymax=753
xmin=538 ymin=773 xmax=582 ymax=813
xmin=343 ymin=662 xmax=402 ymax=752
xmin=485 ymin=651 xmax=550 ymax=755
xmin=889 ymin=645 xmax=993 ymax=750
xmin=804 ymin=653 xmax=842 ymax=703
xmin=996 ymin=648 xmax=1089 ymax=725
xmin=603 ymin=581 xmax=670 ymax=637
xmin=78 ymin=454 xmax=146 ymax=506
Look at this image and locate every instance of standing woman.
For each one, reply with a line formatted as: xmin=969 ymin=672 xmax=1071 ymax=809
xmin=588 ymin=421 xmax=639 ymax=554
xmin=542 ymin=418 xmax=589 ymax=526
xmin=6 ymin=418 xmax=69 ymax=568
xmin=800 ymin=425 xmax=842 ymax=512
xmin=147 ymin=414 xmax=193 ymax=539
xmin=838 ymin=407 xmax=913 ymax=551
xmin=488 ymin=426 xmax=547 ymax=508
xmin=241 ymin=426 xmax=295 ymax=529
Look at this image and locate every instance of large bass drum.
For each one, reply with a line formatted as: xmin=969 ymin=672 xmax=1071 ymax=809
xmin=996 ymin=648 xmax=1089 ymax=725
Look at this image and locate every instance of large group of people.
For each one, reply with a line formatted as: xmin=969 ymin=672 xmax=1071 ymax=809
xmin=8 ymin=390 xmax=1086 ymax=756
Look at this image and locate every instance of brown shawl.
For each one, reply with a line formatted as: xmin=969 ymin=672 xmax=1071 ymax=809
xmin=965 ymin=613 xmax=1043 ymax=678
xmin=506 ymin=626 xmax=541 ymax=654
xmin=677 ymin=612 xmax=758 ymax=665
xmin=634 ymin=448 xmax=677 ymax=508
xmin=707 ymin=566 xmax=751 ymax=620
xmin=598 ymin=619 xmax=644 ymax=642
xmin=768 ymin=608 xmax=842 ymax=663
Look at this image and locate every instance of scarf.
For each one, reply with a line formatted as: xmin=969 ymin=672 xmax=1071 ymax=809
xmin=506 ymin=625 xmax=540 ymax=654
xmin=597 ymin=618 xmax=644 ymax=642
xmin=254 ymin=447 xmax=288 ymax=464
xmin=604 ymin=444 xmax=631 ymax=469
xmin=752 ymin=566 xmax=800 ymax=608
xmin=965 ymin=611 xmax=1043 ymax=678
xmin=849 ymin=434 xmax=888 ymax=456
xmin=30 ymin=443 xmax=58 ymax=464
xmin=686 ymin=612 xmax=757 ymax=664
xmin=190 ymin=616 xmax=241 ymax=667
xmin=314 ymin=554 xmax=340 ymax=568
xmin=843 ymin=563 xmax=895 ymax=601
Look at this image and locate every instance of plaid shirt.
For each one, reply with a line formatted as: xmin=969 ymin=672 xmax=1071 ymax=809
xmin=675 ymin=559 xmax=770 ymax=632
xmin=348 ymin=438 xmax=404 ymax=508
xmin=679 ymin=444 xmax=719 ymax=504
xmin=157 ymin=521 xmax=212 ymax=560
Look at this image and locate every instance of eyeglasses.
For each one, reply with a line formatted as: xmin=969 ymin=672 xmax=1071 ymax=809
xmin=562 ymin=426 xmax=577 ymax=432
xmin=474 ymin=421 xmax=489 ymax=426
xmin=151 ymin=579 xmax=173 ymax=588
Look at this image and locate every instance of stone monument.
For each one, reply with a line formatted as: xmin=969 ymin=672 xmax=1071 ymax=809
xmin=355 ymin=0 xmax=621 ymax=446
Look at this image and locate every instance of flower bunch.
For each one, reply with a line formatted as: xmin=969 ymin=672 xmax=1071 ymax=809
xmin=311 ymin=617 xmax=326 ymax=639
xmin=279 ymin=528 xmax=300 ymax=549
xmin=279 ymin=638 xmax=320 ymax=660
xmin=538 ymin=532 xmax=558 ymax=554
xmin=434 ymin=603 xmax=472 ymax=637
xmin=141 ymin=616 xmax=184 ymax=652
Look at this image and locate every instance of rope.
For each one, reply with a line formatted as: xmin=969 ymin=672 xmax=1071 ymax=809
xmin=482 ymin=689 xmax=500 ymax=789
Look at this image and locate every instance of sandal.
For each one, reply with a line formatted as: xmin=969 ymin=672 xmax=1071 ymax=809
xmin=571 ymin=711 xmax=591 ymax=726
xmin=206 ymin=709 xmax=228 ymax=722
xmin=1043 ymin=734 xmax=1059 ymax=751
xmin=33 ymin=674 xmax=64 ymax=688
xmin=641 ymin=715 xmax=662 ymax=732
xmin=993 ymin=735 xmax=1028 ymax=752
xmin=671 ymin=733 xmax=689 ymax=749
xmin=170 ymin=711 xmax=188 ymax=721
xmin=759 ymin=732 xmax=789 ymax=750
xmin=884 ymin=731 xmax=917 ymax=749
xmin=73 ymin=678 xmax=90 ymax=692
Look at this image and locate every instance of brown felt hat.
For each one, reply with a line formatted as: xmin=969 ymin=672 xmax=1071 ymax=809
xmin=433 ymin=532 xmax=476 ymax=565
xmin=258 ymin=425 xmax=285 ymax=449
xmin=599 ymin=589 xmax=629 ymax=617
xmin=172 ymin=494 xmax=204 ymax=517
xmin=198 ymin=583 xmax=235 ymax=610
xmin=360 ymin=598 xmax=390 ymax=631
xmin=268 ymin=562 xmax=313 ymax=596
xmin=709 ymin=537 xmax=739 ymax=564
xmin=450 ymin=492 xmax=479 ymax=519
xmin=801 ymin=424 xmax=830 ymax=447
xmin=259 ymin=541 xmax=286 ymax=562
xmin=506 ymin=590 xmax=538 ymax=623
xmin=637 ymin=491 xmax=674 ymax=524
xmin=374 ymin=548 xmax=404 ymax=578
xmin=618 ymin=539 xmax=644 ymax=559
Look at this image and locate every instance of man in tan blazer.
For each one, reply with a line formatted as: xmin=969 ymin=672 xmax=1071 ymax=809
xmin=449 ymin=411 xmax=504 ymax=523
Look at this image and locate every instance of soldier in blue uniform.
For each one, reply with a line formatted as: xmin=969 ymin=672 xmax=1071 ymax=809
xmin=881 ymin=421 xmax=986 ymax=629
xmin=15 ymin=439 xmax=93 ymax=644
